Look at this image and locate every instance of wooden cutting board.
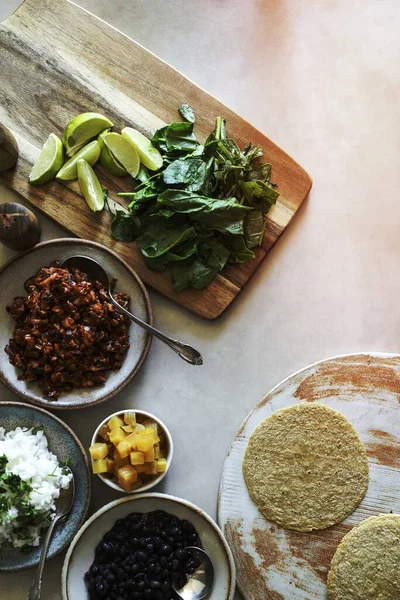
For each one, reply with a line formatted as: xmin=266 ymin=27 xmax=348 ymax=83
xmin=218 ymin=353 xmax=400 ymax=599
xmin=0 ymin=0 xmax=312 ymax=319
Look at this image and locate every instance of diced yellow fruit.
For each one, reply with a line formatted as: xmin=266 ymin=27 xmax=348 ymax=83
xmin=136 ymin=436 xmax=155 ymax=452
xmin=142 ymin=419 xmax=159 ymax=432
xmin=146 ymin=461 xmax=158 ymax=475
xmin=118 ymin=464 xmax=138 ymax=484
xmin=143 ymin=447 xmax=155 ymax=462
xmin=125 ymin=432 xmax=139 ymax=449
xmin=108 ymin=415 xmax=125 ymax=430
xmin=117 ymin=439 xmax=132 ymax=459
xmin=130 ymin=451 xmax=145 ymax=465
xmin=98 ymin=424 xmax=111 ymax=441
xmin=89 ymin=442 xmax=109 ymax=460
xmin=134 ymin=424 xmax=145 ymax=433
xmin=114 ymin=449 xmax=130 ymax=468
xmin=122 ymin=425 xmax=134 ymax=433
xmin=157 ymin=458 xmax=167 ymax=473
xmin=154 ymin=445 xmax=160 ymax=459
xmin=131 ymin=476 xmax=143 ymax=490
xmin=109 ymin=427 xmax=126 ymax=445
xmin=118 ymin=478 xmax=132 ymax=492
xmin=134 ymin=463 xmax=148 ymax=474
xmin=106 ymin=457 xmax=115 ymax=474
xmin=141 ymin=427 xmax=160 ymax=443
xmin=92 ymin=458 xmax=108 ymax=474
xmin=124 ymin=412 xmax=136 ymax=427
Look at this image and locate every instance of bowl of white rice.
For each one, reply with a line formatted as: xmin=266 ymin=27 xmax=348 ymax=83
xmin=0 ymin=401 xmax=91 ymax=572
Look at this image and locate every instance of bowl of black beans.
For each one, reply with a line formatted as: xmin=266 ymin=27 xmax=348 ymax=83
xmin=62 ymin=493 xmax=236 ymax=600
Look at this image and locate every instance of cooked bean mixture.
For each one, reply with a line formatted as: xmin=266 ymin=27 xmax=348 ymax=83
xmin=5 ymin=264 xmax=130 ymax=399
xmin=85 ymin=510 xmax=202 ymax=600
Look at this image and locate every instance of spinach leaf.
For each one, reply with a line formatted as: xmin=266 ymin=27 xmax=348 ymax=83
xmin=240 ymin=180 xmax=279 ymax=211
xmin=163 ymin=158 xmax=209 ymax=192
xmin=172 ymin=260 xmax=218 ymax=291
xmin=197 ymin=238 xmax=230 ymax=271
xmin=136 ymin=221 xmax=196 ymax=258
xmin=158 ymin=190 xmax=251 ymax=234
xmin=165 ymin=122 xmax=198 ymax=153
xmin=244 ymin=210 xmax=265 ymax=248
xmin=152 ymin=122 xmax=198 ymax=155
xmin=167 ymin=238 xmax=198 ymax=262
xmin=224 ymin=235 xmax=255 ymax=263
xmin=111 ymin=212 xmax=140 ymax=241
xmin=178 ymin=103 xmax=195 ymax=123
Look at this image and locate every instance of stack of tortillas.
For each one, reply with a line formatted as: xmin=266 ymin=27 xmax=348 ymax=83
xmin=243 ymin=402 xmax=399 ymax=599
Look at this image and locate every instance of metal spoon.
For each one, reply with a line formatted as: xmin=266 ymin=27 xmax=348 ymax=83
xmin=173 ymin=547 xmax=214 ymax=600
xmin=62 ymin=255 xmax=203 ymax=365
xmin=28 ymin=468 xmax=75 ymax=600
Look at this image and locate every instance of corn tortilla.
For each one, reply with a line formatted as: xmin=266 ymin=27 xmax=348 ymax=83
xmin=242 ymin=403 xmax=369 ymax=532
xmin=327 ymin=514 xmax=400 ymax=600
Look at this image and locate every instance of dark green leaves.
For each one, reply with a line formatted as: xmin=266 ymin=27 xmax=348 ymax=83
xmin=152 ymin=122 xmax=198 ymax=155
xmin=113 ymin=112 xmax=279 ymax=290
xmin=111 ymin=211 xmax=140 ymax=241
xmin=178 ymin=103 xmax=195 ymax=123
xmin=136 ymin=220 xmax=196 ymax=258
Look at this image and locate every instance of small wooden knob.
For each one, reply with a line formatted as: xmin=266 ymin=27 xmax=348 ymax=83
xmin=0 ymin=203 xmax=41 ymax=250
xmin=0 ymin=124 xmax=19 ymax=172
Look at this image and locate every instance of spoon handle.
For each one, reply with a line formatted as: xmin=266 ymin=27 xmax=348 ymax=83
xmin=27 ymin=516 xmax=59 ymax=600
xmin=108 ymin=293 xmax=203 ymax=365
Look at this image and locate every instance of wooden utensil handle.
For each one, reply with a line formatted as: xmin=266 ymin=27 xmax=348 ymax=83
xmin=0 ymin=124 xmax=19 ymax=172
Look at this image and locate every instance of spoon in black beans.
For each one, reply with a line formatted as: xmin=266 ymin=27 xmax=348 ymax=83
xmin=173 ymin=547 xmax=214 ymax=600
xmin=62 ymin=255 xmax=203 ymax=365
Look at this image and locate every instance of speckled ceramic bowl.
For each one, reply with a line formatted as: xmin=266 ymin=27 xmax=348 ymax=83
xmin=0 ymin=401 xmax=91 ymax=572
xmin=62 ymin=493 xmax=236 ymax=600
xmin=0 ymin=238 xmax=152 ymax=410
xmin=91 ymin=409 xmax=174 ymax=493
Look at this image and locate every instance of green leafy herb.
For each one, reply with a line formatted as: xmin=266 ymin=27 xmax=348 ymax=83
xmin=113 ymin=112 xmax=279 ymax=290
xmin=179 ymin=103 xmax=195 ymax=123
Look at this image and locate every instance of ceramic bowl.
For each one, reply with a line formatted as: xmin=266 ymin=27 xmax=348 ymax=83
xmin=0 ymin=401 xmax=91 ymax=572
xmin=62 ymin=493 xmax=236 ymax=600
xmin=0 ymin=238 xmax=152 ymax=409
xmin=91 ymin=409 xmax=174 ymax=493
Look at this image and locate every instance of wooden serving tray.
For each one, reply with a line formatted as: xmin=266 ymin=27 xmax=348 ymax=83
xmin=0 ymin=0 xmax=312 ymax=319
xmin=218 ymin=353 xmax=400 ymax=599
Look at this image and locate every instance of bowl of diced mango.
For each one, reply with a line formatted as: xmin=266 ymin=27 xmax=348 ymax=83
xmin=89 ymin=409 xmax=173 ymax=493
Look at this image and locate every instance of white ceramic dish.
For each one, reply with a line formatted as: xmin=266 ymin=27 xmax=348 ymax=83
xmin=91 ymin=409 xmax=174 ymax=493
xmin=62 ymin=493 xmax=236 ymax=600
xmin=0 ymin=238 xmax=152 ymax=409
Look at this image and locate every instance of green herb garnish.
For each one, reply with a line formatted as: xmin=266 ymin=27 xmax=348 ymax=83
xmin=113 ymin=114 xmax=279 ymax=290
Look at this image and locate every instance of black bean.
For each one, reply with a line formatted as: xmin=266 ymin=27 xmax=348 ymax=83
xmin=137 ymin=551 xmax=149 ymax=563
xmin=160 ymin=544 xmax=173 ymax=556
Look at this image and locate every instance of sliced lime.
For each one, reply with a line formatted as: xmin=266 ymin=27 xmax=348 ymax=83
xmin=121 ymin=127 xmax=163 ymax=171
xmin=102 ymin=132 xmax=140 ymax=178
xmin=98 ymin=130 xmax=128 ymax=177
xmin=62 ymin=112 xmax=113 ymax=157
xmin=56 ymin=140 xmax=100 ymax=181
xmin=29 ymin=133 xmax=64 ymax=185
xmin=77 ymin=159 xmax=105 ymax=212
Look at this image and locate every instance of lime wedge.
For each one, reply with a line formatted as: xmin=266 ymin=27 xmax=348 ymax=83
xmin=121 ymin=127 xmax=163 ymax=171
xmin=77 ymin=159 xmax=105 ymax=212
xmin=29 ymin=133 xmax=64 ymax=185
xmin=102 ymin=132 xmax=140 ymax=178
xmin=98 ymin=130 xmax=128 ymax=177
xmin=56 ymin=140 xmax=100 ymax=181
xmin=62 ymin=112 xmax=113 ymax=157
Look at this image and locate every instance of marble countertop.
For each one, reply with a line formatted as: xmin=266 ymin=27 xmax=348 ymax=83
xmin=1 ymin=0 xmax=399 ymax=598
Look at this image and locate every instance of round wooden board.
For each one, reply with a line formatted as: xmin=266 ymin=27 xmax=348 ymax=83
xmin=217 ymin=353 xmax=400 ymax=600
